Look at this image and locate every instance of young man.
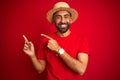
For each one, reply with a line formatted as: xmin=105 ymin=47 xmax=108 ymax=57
xmin=23 ymin=2 xmax=89 ymax=80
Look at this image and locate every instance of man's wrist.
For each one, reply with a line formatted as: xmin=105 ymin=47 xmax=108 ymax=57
xmin=30 ymin=54 xmax=36 ymax=59
xmin=58 ymin=48 xmax=65 ymax=55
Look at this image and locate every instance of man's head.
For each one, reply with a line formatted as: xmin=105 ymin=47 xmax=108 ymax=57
xmin=53 ymin=10 xmax=71 ymax=33
xmin=46 ymin=2 xmax=78 ymax=33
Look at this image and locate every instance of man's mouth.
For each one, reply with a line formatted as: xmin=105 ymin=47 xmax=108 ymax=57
xmin=56 ymin=22 xmax=70 ymax=33
xmin=59 ymin=24 xmax=67 ymax=28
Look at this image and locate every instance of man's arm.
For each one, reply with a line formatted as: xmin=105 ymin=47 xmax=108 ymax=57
xmin=59 ymin=51 xmax=88 ymax=75
xmin=30 ymin=56 xmax=46 ymax=73
xmin=23 ymin=35 xmax=46 ymax=73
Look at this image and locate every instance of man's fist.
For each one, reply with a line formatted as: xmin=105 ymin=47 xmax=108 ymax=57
xmin=41 ymin=34 xmax=61 ymax=52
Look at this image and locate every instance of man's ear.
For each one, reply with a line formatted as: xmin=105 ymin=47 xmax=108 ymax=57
xmin=51 ymin=18 xmax=55 ymax=24
xmin=70 ymin=18 xmax=73 ymax=23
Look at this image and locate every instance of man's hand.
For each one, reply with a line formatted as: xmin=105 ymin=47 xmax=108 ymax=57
xmin=23 ymin=35 xmax=35 ymax=58
xmin=41 ymin=34 xmax=61 ymax=52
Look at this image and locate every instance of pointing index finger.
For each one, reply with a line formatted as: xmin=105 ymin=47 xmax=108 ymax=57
xmin=23 ymin=35 xmax=28 ymax=42
xmin=41 ymin=34 xmax=52 ymax=40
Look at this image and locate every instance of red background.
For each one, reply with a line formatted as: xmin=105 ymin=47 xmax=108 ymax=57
xmin=1 ymin=0 xmax=120 ymax=80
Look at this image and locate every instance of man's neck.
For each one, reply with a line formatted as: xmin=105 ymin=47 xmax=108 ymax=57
xmin=57 ymin=30 xmax=71 ymax=37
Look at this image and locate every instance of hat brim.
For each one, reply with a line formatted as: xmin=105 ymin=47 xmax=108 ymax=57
xmin=46 ymin=7 xmax=78 ymax=23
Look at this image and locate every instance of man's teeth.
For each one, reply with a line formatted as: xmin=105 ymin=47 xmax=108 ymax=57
xmin=60 ymin=24 xmax=66 ymax=28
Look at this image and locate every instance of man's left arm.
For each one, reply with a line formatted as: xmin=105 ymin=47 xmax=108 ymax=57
xmin=59 ymin=51 xmax=88 ymax=75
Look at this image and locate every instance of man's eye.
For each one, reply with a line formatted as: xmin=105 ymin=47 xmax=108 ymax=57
xmin=64 ymin=15 xmax=70 ymax=18
xmin=65 ymin=16 xmax=68 ymax=18
xmin=56 ymin=16 xmax=61 ymax=19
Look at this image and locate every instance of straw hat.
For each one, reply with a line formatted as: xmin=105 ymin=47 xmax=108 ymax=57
xmin=46 ymin=2 xmax=78 ymax=23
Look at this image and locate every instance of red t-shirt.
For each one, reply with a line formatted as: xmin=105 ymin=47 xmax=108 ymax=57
xmin=37 ymin=32 xmax=89 ymax=80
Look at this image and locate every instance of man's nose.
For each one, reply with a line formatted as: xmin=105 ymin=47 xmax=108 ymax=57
xmin=61 ymin=17 xmax=65 ymax=23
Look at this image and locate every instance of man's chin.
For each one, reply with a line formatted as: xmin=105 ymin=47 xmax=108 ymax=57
xmin=58 ymin=29 xmax=68 ymax=33
xmin=56 ymin=25 xmax=70 ymax=33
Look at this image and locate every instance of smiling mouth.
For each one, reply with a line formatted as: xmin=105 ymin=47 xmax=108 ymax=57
xmin=59 ymin=24 xmax=67 ymax=28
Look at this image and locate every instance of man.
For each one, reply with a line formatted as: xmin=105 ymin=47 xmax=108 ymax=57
xmin=23 ymin=2 xmax=89 ymax=80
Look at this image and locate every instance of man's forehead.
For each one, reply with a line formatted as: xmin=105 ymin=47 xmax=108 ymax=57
xmin=54 ymin=10 xmax=71 ymax=16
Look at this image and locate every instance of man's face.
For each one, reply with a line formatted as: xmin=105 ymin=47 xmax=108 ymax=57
xmin=53 ymin=10 xmax=72 ymax=33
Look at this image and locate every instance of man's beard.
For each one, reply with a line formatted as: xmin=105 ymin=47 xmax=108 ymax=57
xmin=55 ymin=22 xmax=70 ymax=33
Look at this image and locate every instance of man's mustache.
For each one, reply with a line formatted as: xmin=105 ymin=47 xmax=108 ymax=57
xmin=58 ymin=22 xmax=68 ymax=25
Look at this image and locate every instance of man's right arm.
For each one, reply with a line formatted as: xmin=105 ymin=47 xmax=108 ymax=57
xmin=23 ymin=35 xmax=46 ymax=73
xmin=30 ymin=56 xmax=46 ymax=73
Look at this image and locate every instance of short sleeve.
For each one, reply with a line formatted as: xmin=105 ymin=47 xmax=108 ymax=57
xmin=79 ymin=36 xmax=89 ymax=54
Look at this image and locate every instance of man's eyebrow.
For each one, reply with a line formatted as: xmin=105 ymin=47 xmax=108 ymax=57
xmin=54 ymin=14 xmax=61 ymax=17
xmin=64 ymin=14 xmax=71 ymax=16
xmin=53 ymin=14 xmax=61 ymax=18
xmin=53 ymin=12 xmax=71 ymax=19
